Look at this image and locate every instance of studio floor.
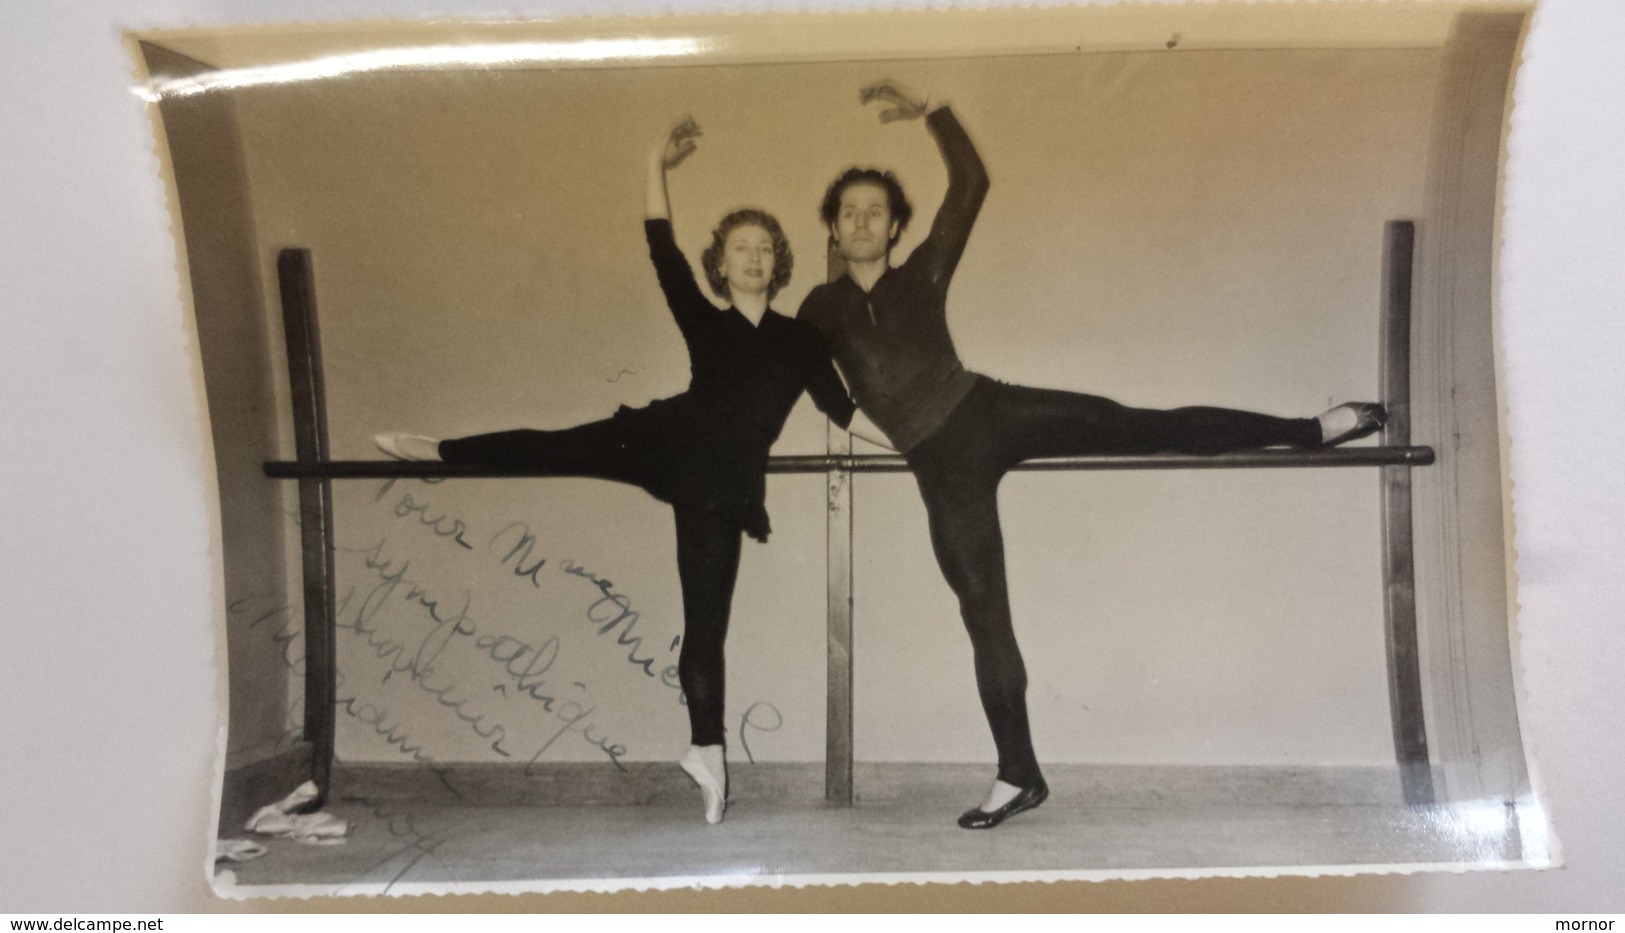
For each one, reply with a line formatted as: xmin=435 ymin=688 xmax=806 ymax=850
xmin=217 ymin=778 xmax=1540 ymax=895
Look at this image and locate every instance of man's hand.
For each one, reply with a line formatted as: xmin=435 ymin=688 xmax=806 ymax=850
xmin=860 ymin=80 xmax=929 ymax=124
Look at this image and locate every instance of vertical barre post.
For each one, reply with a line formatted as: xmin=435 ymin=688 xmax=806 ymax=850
xmin=825 ymin=422 xmax=855 ymax=805
xmin=1380 ymin=221 xmax=1435 ymax=806
xmin=824 ymin=242 xmax=855 ymax=806
xmin=278 ymin=248 xmax=338 ymax=806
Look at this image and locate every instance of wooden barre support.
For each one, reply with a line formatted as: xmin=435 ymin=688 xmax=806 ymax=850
xmin=277 ymin=248 xmax=337 ymax=809
xmin=263 ymin=445 xmax=1435 ymax=479
xmin=824 ymin=424 xmax=855 ymax=806
xmin=1380 ymin=220 xmax=1435 ymax=807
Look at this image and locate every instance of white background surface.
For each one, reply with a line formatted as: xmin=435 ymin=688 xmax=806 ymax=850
xmin=2 ymin=0 xmax=1621 ymax=913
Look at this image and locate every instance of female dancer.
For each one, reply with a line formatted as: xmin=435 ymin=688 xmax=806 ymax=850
xmin=377 ymin=119 xmax=856 ymax=824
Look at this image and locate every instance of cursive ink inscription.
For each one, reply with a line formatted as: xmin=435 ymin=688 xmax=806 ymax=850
xmin=560 ymin=559 xmax=672 ymax=685
xmin=488 ymin=522 xmax=547 ymax=589
xmin=737 ymin=701 xmax=784 ymax=765
xmin=228 ymin=594 xmax=434 ymax=764
xmin=337 ymin=793 xmax=469 ymax=894
xmin=524 ymin=692 xmax=628 ymax=775
xmin=343 ymin=538 xmax=474 ymax=655
xmin=241 ymin=596 xmax=307 ymax=676
xmin=337 ymin=542 xmax=475 ymax=684
xmin=346 ymin=528 xmax=631 ymax=766
xmin=375 ymin=479 xmax=474 ymax=550
xmin=335 ymin=688 xmax=433 ymax=762
xmin=473 ymin=632 xmax=629 ymax=770
xmin=488 ymin=524 xmax=682 ymax=703
xmin=338 ymin=545 xmax=512 ymax=758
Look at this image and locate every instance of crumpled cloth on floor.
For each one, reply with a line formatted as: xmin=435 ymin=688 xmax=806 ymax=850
xmin=244 ymin=780 xmax=350 ymax=845
xmin=214 ymin=839 xmax=268 ymax=863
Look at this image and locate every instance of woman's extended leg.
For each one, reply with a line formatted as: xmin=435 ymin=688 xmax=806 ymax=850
xmin=436 ymin=418 xmax=648 ymax=483
xmin=673 ymin=504 xmax=743 ymax=824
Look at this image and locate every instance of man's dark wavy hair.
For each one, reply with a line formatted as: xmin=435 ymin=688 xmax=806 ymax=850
xmin=700 ymin=208 xmax=794 ymax=302
xmin=819 ymin=167 xmax=914 ymax=248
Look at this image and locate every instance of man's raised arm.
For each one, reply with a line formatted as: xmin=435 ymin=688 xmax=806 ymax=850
xmin=921 ymin=104 xmax=989 ymax=284
xmin=861 ymin=80 xmax=989 ymax=287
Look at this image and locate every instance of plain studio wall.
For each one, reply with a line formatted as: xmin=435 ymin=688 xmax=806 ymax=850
xmin=218 ymin=45 xmax=1442 ymax=770
xmin=144 ymin=42 xmax=296 ymax=769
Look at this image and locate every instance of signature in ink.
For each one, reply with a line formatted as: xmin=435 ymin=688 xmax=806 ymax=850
xmin=375 ymin=479 xmax=475 ymax=550
xmin=473 ymin=632 xmax=629 ymax=770
xmin=332 ymin=560 xmax=512 ymax=760
xmin=239 ymin=595 xmax=307 ymax=676
xmin=488 ymin=524 xmax=683 ymax=704
xmin=336 ymin=793 xmax=469 ymax=894
xmin=336 ymin=690 xmax=433 ymax=762
xmin=489 ymin=522 xmax=548 ymax=589
xmin=738 ymin=701 xmax=783 ymax=765
xmin=523 ymin=689 xmax=629 ymax=775
xmin=561 ymin=559 xmax=676 ymax=688
xmin=340 ymin=537 xmax=473 ymax=644
xmin=336 ymin=544 xmax=477 ymax=687
xmin=229 ymin=594 xmax=433 ymax=764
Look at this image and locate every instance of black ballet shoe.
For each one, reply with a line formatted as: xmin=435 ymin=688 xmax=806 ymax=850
xmin=1320 ymin=402 xmax=1387 ymax=447
xmin=957 ymin=778 xmax=1049 ymax=830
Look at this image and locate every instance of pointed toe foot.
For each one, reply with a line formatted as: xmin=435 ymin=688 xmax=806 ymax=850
xmin=1319 ymin=402 xmax=1387 ymax=447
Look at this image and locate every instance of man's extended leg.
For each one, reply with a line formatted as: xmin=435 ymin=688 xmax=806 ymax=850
xmin=982 ymin=380 xmax=1322 ymax=463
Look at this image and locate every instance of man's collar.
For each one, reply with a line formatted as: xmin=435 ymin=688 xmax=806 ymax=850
xmin=842 ymin=262 xmax=893 ymax=293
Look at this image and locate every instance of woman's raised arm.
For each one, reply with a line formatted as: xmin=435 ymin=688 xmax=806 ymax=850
xmin=645 ymin=117 xmax=701 ymax=221
xmin=643 ymin=117 xmax=714 ymax=334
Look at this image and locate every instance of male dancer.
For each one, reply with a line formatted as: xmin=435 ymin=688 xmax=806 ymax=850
xmin=798 ymin=81 xmax=1385 ymax=829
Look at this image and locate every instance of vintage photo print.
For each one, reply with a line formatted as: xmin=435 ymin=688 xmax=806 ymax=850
xmin=133 ymin=1 xmax=1546 ymax=895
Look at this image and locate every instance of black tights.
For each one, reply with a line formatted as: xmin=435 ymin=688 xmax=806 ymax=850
xmin=904 ymin=379 xmax=1320 ymax=786
xmin=672 ymin=505 xmax=742 ymax=747
xmin=440 ymin=422 xmax=743 ymax=747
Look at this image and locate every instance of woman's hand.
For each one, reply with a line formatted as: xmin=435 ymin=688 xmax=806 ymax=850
xmin=860 ymin=80 xmax=929 ymax=123
xmin=647 ymin=117 xmax=701 ymax=220
xmin=660 ymin=117 xmax=703 ymax=170
xmin=847 ymin=409 xmax=897 ymax=452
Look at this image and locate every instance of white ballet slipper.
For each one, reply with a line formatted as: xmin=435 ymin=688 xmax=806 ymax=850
xmin=374 ymin=432 xmax=442 ymax=461
xmin=679 ymin=745 xmax=728 ymax=825
xmin=244 ymin=806 xmax=296 ymax=836
xmin=244 ymin=780 xmax=316 ymax=834
xmin=244 ymin=780 xmax=342 ymax=840
xmin=286 ymin=811 xmax=350 ymax=845
xmin=1317 ymin=402 xmax=1387 ymax=447
xmin=214 ymin=839 xmax=268 ymax=863
xmin=281 ymin=780 xmax=320 ymax=810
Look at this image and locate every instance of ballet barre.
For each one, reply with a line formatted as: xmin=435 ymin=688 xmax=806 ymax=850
xmin=264 ymin=446 xmax=1433 ymax=479
xmin=265 ymin=220 xmax=1434 ymax=810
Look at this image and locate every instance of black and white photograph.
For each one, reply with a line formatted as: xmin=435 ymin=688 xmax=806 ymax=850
xmin=132 ymin=2 xmax=1540 ymax=895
